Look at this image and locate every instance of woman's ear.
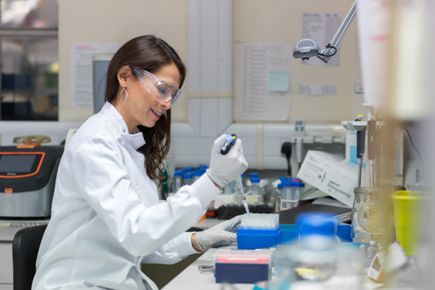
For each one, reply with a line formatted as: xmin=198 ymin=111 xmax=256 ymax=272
xmin=117 ymin=65 xmax=131 ymax=88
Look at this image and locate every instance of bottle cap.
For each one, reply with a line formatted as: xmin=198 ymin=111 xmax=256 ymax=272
xmin=174 ymin=169 xmax=184 ymax=177
xmin=192 ymin=170 xmax=203 ymax=177
xmin=182 ymin=171 xmax=193 ymax=179
xmin=296 ymin=212 xmax=337 ymax=237
xmin=292 ymin=181 xmax=305 ymax=188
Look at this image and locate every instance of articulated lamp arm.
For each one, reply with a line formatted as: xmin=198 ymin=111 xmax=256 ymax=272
xmin=293 ymin=0 xmax=359 ymax=63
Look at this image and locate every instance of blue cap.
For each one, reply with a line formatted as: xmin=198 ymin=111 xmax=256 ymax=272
xmin=250 ymin=176 xmax=260 ymax=183
xmin=296 ymin=212 xmax=337 ymax=237
xmin=174 ymin=169 xmax=184 ymax=177
xmin=249 ymin=172 xmax=260 ymax=178
xmin=192 ymin=170 xmax=203 ymax=177
xmin=198 ymin=164 xmax=208 ymax=170
xmin=277 ymin=180 xmax=304 ymax=189
xmin=277 ymin=182 xmax=290 ymax=189
xmin=182 ymin=171 xmax=193 ymax=179
xmin=292 ymin=181 xmax=305 ymax=188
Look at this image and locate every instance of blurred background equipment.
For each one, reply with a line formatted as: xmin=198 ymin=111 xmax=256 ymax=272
xmin=0 ymin=135 xmax=63 ymax=218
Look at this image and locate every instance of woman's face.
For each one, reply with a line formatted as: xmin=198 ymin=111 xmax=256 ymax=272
xmin=119 ymin=63 xmax=181 ymax=131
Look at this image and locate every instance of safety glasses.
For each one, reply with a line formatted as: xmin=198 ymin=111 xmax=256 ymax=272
xmin=132 ymin=67 xmax=181 ymax=104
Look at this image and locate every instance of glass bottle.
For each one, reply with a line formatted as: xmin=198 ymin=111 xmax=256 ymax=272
xmin=351 ymin=187 xmax=382 ymax=244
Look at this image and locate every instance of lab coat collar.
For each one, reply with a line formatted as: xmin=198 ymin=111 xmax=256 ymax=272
xmin=122 ymin=129 xmax=146 ymax=150
xmin=102 ymin=102 xmax=146 ymax=150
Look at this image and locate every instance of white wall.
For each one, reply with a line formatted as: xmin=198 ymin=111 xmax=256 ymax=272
xmin=58 ymin=0 xmax=189 ymax=122
xmin=234 ymin=0 xmax=365 ymax=123
xmin=58 ymin=0 xmax=365 ymax=123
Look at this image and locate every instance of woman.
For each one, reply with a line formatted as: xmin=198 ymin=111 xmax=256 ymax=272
xmin=32 ymin=35 xmax=247 ymax=290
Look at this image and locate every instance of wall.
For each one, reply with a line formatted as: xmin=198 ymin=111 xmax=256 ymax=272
xmin=58 ymin=0 xmax=189 ymax=122
xmin=0 ymin=0 xmax=366 ymax=169
xmin=234 ymin=0 xmax=364 ymax=123
xmin=58 ymin=0 xmax=365 ymax=123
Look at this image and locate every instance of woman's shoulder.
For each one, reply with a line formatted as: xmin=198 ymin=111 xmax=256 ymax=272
xmin=67 ymin=114 xmax=122 ymax=153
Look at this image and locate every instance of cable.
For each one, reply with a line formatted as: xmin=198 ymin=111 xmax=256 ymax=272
xmin=281 ymin=142 xmax=292 ymax=176
xmin=404 ymin=127 xmax=423 ymax=163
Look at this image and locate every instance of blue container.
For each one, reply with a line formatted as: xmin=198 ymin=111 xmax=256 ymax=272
xmin=215 ymin=262 xmax=269 ymax=284
xmin=278 ymin=224 xmax=300 ymax=245
xmin=237 ymin=227 xmax=281 ymax=249
xmin=337 ymin=223 xmax=352 ymax=242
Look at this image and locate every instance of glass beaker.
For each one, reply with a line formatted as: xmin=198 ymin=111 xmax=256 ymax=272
xmin=352 ymin=187 xmax=383 ymax=244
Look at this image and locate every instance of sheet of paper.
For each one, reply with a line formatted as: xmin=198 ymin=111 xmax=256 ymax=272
xmin=298 ymin=84 xmax=337 ymax=96
xmin=235 ymin=43 xmax=291 ymax=121
xmin=302 ymin=13 xmax=342 ymax=66
xmin=71 ymin=43 xmax=119 ymax=107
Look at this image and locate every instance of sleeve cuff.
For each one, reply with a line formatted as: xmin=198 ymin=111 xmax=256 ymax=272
xmin=177 ymin=232 xmax=199 ymax=256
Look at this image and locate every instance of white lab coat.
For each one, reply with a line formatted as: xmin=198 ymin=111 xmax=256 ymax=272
xmin=32 ymin=102 xmax=220 ymax=290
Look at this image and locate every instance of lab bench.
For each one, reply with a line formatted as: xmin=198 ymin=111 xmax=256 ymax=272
xmin=163 ymin=247 xmax=252 ymax=290
xmin=162 ymin=246 xmax=383 ymax=290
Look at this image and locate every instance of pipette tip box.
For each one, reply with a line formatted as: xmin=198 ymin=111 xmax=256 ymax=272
xmin=237 ymin=227 xmax=281 ymax=249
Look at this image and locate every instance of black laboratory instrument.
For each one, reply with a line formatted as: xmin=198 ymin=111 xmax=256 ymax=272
xmin=0 ymin=145 xmax=63 ymax=218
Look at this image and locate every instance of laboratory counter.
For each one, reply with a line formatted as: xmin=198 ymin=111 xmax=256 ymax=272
xmin=162 ymin=247 xmax=252 ymax=290
xmin=162 ymin=246 xmax=384 ymax=290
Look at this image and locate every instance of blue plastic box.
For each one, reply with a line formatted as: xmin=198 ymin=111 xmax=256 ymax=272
xmin=215 ymin=262 xmax=269 ymax=284
xmin=214 ymin=251 xmax=271 ymax=284
xmin=237 ymin=227 xmax=281 ymax=249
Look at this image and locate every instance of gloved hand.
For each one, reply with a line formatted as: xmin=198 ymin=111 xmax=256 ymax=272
xmin=192 ymin=215 xmax=243 ymax=252
xmin=206 ymin=134 xmax=248 ymax=189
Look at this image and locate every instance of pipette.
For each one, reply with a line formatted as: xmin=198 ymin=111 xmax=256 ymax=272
xmin=237 ymin=176 xmax=250 ymax=214
xmin=220 ymin=134 xmax=250 ymax=214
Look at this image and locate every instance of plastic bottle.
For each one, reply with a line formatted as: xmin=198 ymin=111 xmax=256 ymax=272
xmin=272 ymin=213 xmax=363 ymax=290
xmin=246 ymin=175 xmax=264 ymax=205
xmin=173 ymin=169 xmax=183 ymax=192
xmin=182 ymin=170 xmax=193 ymax=186
xmin=276 ymin=180 xmax=304 ymax=211
xmin=271 ymin=213 xmax=338 ymax=289
xmin=192 ymin=169 xmax=203 ymax=183
xmin=290 ymin=213 xmax=338 ymax=281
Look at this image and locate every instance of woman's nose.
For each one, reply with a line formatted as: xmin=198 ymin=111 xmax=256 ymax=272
xmin=160 ymin=98 xmax=172 ymax=110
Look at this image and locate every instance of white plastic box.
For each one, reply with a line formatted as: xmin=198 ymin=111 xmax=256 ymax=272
xmin=297 ymin=150 xmax=357 ymax=207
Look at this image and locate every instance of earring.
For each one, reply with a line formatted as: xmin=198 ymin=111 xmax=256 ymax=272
xmin=121 ymin=87 xmax=128 ymax=102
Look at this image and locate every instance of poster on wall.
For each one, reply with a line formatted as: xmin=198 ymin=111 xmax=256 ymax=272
xmin=71 ymin=43 xmax=119 ymax=107
xmin=235 ymin=43 xmax=291 ymax=121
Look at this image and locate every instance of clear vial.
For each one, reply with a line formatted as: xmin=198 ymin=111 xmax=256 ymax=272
xmin=278 ymin=181 xmax=304 ymax=210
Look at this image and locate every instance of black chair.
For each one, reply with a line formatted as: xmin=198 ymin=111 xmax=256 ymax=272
xmin=12 ymin=225 xmax=47 ymax=290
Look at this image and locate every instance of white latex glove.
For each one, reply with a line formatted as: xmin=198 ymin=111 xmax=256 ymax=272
xmin=193 ymin=215 xmax=243 ymax=252
xmin=206 ymin=134 xmax=248 ymax=188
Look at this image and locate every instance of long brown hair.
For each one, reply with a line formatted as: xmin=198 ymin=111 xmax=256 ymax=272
xmin=105 ymin=35 xmax=186 ymax=180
